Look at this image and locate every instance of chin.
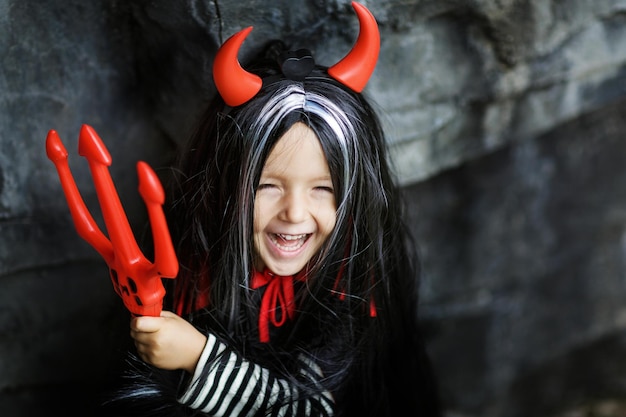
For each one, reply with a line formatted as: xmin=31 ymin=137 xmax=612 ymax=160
xmin=262 ymin=258 xmax=308 ymax=276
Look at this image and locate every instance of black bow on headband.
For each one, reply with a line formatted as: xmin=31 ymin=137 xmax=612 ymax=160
xmin=277 ymin=49 xmax=316 ymax=81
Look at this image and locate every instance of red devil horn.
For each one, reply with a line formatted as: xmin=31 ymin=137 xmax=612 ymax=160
xmin=213 ymin=26 xmax=263 ymax=107
xmin=328 ymin=2 xmax=380 ymax=92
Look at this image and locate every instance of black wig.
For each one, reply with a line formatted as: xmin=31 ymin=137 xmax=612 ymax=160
xmin=158 ymin=41 xmax=442 ymax=416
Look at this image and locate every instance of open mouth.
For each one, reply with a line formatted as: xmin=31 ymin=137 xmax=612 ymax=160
xmin=269 ymin=233 xmax=310 ymax=252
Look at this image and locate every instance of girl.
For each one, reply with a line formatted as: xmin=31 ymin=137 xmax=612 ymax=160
xmin=108 ymin=2 xmax=441 ymax=416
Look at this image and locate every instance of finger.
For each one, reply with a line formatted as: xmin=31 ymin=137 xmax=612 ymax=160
xmin=160 ymin=310 xmax=179 ymax=319
xmin=133 ymin=343 xmax=150 ymax=363
xmin=131 ymin=316 xmax=162 ymax=333
xmin=133 ymin=337 xmax=155 ymax=358
xmin=130 ymin=328 xmax=144 ymax=342
xmin=130 ymin=327 xmax=157 ymax=345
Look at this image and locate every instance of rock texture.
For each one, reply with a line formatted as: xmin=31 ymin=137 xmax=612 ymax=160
xmin=2 ymin=0 xmax=626 ymax=416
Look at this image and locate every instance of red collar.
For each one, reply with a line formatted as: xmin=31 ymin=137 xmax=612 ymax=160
xmin=251 ymin=269 xmax=306 ymax=343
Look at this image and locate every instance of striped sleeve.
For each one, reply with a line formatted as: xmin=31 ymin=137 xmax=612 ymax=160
xmin=178 ymin=333 xmax=334 ymax=416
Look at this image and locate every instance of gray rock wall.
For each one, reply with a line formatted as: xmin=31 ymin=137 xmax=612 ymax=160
xmin=2 ymin=0 xmax=626 ymax=416
xmin=410 ymin=99 xmax=626 ymax=416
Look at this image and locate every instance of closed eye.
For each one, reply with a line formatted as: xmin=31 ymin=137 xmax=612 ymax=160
xmin=257 ymin=183 xmax=278 ymax=191
xmin=314 ymin=186 xmax=334 ymax=193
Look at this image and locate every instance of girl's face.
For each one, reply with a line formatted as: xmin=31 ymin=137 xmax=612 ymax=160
xmin=253 ymin=122 xmax=337 ymax=276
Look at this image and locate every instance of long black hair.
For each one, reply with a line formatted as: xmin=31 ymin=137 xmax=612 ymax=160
xmin=163 ymin=41 xmax=442 ymax=416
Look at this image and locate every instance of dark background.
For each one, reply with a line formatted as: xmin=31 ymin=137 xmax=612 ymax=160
xmin=2 ymin=1 xmax=626 ymax=416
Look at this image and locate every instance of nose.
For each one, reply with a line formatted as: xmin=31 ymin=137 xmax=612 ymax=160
xmin=279 ymin=191 xmax=308 ymax=223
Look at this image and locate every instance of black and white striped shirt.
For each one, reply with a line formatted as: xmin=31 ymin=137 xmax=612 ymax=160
xmin=178 ymin=333 xmax=335 ymax=416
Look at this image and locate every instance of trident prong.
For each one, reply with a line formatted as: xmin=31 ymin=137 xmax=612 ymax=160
xmin=45 ymin=124 xmax=178 ymax=316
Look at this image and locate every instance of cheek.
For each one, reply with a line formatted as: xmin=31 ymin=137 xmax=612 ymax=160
xmin=318 ymin=206 xmax=337 ymax=237
xmin=252 ymin=207 xmax=266 ymax=255
xmin=253 ymin=199 xmax=265 ymax=233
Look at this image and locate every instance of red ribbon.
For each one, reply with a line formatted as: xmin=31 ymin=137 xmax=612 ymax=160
xmin=251 ymin=269 xmax=305 ymax=343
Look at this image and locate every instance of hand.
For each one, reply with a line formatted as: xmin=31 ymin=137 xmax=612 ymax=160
xmin=130 ymin=310 xmax=207 ymax=373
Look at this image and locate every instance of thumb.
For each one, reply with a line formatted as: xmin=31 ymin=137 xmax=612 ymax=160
xmin=159 ymin=310 xmax=180 ymax=319
xmin=131 ymin=315 xmax=163 ymax=333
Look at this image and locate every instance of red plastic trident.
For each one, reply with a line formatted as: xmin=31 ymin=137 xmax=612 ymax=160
xmin=45 ymin=124 xmax=178 ymax=317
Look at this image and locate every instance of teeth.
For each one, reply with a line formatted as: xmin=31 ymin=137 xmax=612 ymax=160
xmin=278 ymin=234 xmax=307 ymax=240
xmin=271 ymin=233 xmax=308 ymax=252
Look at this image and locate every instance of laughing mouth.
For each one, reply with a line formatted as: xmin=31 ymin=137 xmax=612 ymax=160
xmin=269 ymin=233 xmax=310 ymax=252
